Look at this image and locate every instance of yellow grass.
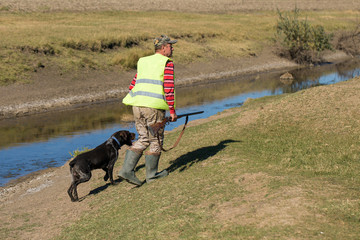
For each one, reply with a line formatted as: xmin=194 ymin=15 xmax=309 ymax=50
xmin=0 ymin=10 xmax=359 ymax=84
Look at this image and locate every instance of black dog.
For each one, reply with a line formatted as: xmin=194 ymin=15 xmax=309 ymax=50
xmin=67 ymin=130 xmax=135 ymax=202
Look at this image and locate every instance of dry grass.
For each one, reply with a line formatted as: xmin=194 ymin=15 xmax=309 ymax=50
xmin=0 ymin=9 xmax=359 ymax=85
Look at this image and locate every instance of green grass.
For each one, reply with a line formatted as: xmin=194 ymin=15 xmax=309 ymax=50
xmin=0 ymin=10 xmax=359 ymax=85
xmin=54 ymin=77 xmax=360 ymax=239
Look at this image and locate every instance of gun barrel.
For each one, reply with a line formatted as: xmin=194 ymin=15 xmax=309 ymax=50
xmin=177 ymin=111 xmax=204 ymax=119
xmin=149 ymin=111 xmax=204 ymax=136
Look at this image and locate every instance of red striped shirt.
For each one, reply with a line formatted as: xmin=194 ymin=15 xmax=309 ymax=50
xmin=129 ymin=60 xmax=175 ymax=114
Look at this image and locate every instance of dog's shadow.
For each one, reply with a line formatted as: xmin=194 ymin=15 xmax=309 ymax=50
xmin=166 ymin=139 xmax=241 ymax=173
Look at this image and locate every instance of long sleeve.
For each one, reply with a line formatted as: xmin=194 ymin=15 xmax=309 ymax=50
xmin=128 ymin=74 xmax=137 ymax=92
xmin=163 ymin=60 xmax=175 ymax=114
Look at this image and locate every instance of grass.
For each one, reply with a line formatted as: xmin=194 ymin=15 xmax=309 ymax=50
xmin=0 ymin=212 xmax=42 ymax=239
xmin=54 ymin=77 xmax=360 ymax=239
xmin=0 ymin=10 xmax=359 ymax=85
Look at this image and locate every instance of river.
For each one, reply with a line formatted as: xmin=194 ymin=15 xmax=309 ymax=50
xmin=0 ymin=58 xmax=359 ymax=186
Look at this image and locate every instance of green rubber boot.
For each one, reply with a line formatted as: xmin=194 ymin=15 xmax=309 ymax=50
xmin=145 ymin=153 xmax=168 ymax=183
xmin=118 ymin=149 xmax=143 ymax=186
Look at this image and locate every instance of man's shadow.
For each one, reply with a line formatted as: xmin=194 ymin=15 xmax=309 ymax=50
xmin=87 ymin=163 xmax=146 ymax=198
xmin=166 ymin=139 xmax=241 ymax=173
xmin=86 ymin=139 xmax=240 ymax=199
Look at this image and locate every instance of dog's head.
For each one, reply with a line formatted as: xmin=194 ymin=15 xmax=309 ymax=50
xmin=111 ymin=130 xmax=135 ymax=147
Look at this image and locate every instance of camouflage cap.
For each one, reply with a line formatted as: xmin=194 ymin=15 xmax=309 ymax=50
xmin=154 ymin=35 xmax=177 ymax=47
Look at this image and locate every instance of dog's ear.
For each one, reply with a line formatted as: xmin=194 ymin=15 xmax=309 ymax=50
xmin=130 ymin=132 xmax=135 ymax=140
xmin=118 ymin=131 xmax=129 ymax=140
xmin=115 ymin=131 xmax=133 ymax=143
xmin=113 ymin=131 xmax=134 ymax=146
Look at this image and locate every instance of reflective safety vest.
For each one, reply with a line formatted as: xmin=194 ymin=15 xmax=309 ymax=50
xmin=122 ymin=53 xmax=175 ymax=110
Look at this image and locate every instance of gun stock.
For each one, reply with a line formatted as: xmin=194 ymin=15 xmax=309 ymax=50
xmin=148 ymin=111 xmax=204 ymax=136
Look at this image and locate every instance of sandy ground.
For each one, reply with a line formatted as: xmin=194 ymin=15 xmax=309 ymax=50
xmin=0 ymin=161 xmax=92 ymax=239
xmin=1 ymin=0 xmax=359 ymax=12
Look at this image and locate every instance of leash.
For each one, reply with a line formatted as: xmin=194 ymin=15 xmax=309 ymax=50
xmin=156 ymin=115 xmax=189 ymax=152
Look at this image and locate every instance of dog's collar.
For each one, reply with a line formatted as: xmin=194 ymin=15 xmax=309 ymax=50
xmin=111 ymin=136 xmax=121 ymax=148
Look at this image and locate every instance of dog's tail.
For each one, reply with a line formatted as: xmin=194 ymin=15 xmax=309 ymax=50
xmin=69 ymin=159 xmax=76 ymax=168
xmin=69 ymin=164 xmax=81 ymax=182
xmin=69 ymin=159 xmax=79 ymax=182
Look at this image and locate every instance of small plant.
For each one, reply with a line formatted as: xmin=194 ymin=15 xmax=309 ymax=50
xmin=69 ymin=147 xmax=90 ymax=158
xmin=0 ymin=6 xmax=10 ymax=11
xmin=18 ymin=44 xmax=56 ymax=55
xmin=275 ymin=8 xmax=333 ymax=64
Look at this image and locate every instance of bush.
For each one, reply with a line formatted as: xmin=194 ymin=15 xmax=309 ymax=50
xmin=334 ymin=23 xmax=360 ymax=57
xmin=275 ymin=8 xmax=333 ymax=64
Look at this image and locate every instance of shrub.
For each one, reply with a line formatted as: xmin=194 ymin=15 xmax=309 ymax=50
xmin=334 ymin=23 xmax=360 ymax=57
xmin=275 ymin=8 xmax=333 ymax=64
xmin=69 ymin=147 xmax=90 ymax=158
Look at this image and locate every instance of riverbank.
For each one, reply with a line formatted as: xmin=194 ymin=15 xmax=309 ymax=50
xmin=1 ymin=70 xmax=359 ymax=239
xmin=0 ymin=48 xmax=351 ymax=120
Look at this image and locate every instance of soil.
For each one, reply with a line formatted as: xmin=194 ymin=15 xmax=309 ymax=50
xmin=1 ymin=0 xmax=359 ymax=12
xmin=0 ymin=46 xmax=353 ymax=239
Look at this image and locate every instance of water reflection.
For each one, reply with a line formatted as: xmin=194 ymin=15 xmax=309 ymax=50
xmin=0 ymin=58 xmax=359 ymax=186
xmin=0 ymin=103 xmax=133 ymax=149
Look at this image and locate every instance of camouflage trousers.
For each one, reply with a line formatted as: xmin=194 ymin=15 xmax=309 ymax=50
xmin=131 ymin=106 xmax=165 ymax=154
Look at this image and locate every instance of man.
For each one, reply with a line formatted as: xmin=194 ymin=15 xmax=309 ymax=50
xmin=118 ymin=35 xmax=178 ymax=186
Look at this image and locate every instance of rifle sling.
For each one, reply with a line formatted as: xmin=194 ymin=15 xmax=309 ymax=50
xmin=157 ymin=115 xmax=189 ymax=152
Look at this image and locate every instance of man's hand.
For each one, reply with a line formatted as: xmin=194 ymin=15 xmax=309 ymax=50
xmin=170 ymin=113 xmax=178 ymax=122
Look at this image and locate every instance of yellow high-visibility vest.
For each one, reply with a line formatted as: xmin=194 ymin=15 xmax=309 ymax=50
xmin=122 ymin=53 xmax=175 ymax=110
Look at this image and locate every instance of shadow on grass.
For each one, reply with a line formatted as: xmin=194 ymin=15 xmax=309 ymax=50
xmin=166 ymin=139 xmax=241 ymax=173
xmin=87 ymin=168 xmax=144 ymax=199
xmin=87 ymin=177 xmax=123 ymax=198
xmin=85 ymin=139 xmax=239 ymax=199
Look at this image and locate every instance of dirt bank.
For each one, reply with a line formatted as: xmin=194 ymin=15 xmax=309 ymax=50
xmin=0 ymin=49 xmax=293 ymax=119
xmin=1 ymin=0 xmax=359 ymax=12
xmin=0 ymin=49 xmax=350 ymax=120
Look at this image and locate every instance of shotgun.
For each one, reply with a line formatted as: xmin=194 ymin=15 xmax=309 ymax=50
xmin=149 ymin=111 xmax=204 ymax=136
